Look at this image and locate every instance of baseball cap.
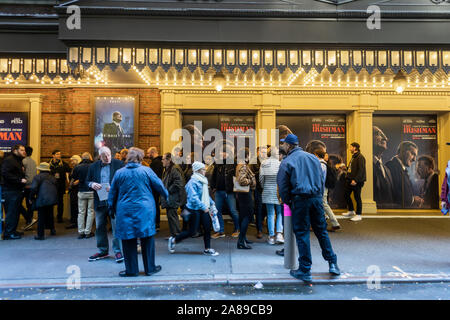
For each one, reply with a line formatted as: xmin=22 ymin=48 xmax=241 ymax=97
xmin=280 ymin=134 xmax=299 ymax=146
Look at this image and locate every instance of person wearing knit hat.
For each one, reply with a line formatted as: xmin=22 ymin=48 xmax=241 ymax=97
xmin=168 ymin=161 xmax=220 ymax=256
xmin=30 ymin=162 xmax=58 ymax=240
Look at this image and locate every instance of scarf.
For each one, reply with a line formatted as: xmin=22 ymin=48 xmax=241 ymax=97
xmin=192 ymin=172 xmax=210 ymax=209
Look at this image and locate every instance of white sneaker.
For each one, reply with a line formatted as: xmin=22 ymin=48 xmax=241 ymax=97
xmin=350 ymin=215 xmax=362 ymax=222
xmin=168 ymin=236 xmax=175 ymax=253
xmin=204 ymin=248 xmax=219 ymax=256
xmin=267 ymin=236 xmax=276 ymax=245
xmin=342 ymin=211 xmax=356 ymax=217
xmin=275 ymin=233 xmax=284 ymax=244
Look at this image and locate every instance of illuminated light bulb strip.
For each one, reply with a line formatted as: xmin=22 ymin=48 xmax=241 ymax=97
xmin=302 ymin=69 xmax=319 ymax=87
xmin=132 ymin=66 xmax=150 ymax=86
xmin=287 ymin=68 xmax=303 ymax=86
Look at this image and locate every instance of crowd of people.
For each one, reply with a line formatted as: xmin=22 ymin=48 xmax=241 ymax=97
xmin=0 ymin=136 xmax=449 ymax=282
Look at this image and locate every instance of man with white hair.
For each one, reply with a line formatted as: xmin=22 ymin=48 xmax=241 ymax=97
xmin=86 ymin=146 xmax=124 ymax=263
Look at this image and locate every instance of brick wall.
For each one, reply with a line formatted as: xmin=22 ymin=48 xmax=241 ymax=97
xmin=0 ymin=88 xmax=161 ymax=162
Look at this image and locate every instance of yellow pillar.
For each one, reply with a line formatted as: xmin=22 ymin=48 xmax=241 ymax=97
xmin=29 ymin=94 xmax=42 ymax=163
xmin=160 ymin=91 xmax=181 ymax=154
xmin=348 ymin=94 xmax=377 ymax=214
xmin=257 ymin=93 xmax=277 ymax=147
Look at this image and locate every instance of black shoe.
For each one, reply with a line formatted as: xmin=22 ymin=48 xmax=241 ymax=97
xmin=145 ymin=265 xmax=162 ymax=276
xmin=85 ymin=233 xmax=95 ymax=238
xmin=237 ymin=242 xmax=252 ymax=249
xmin=50 ymin=229 xmax=56 ymax=236
xmin=276 ymin=248 xmax=284 ymax=257
xmin=290 ymin=269 xmax=312 ymax=283
xmin=77 ymin=234 xmax=85 ymax=239
xmin=3 ymin=234 xmax=21 ymax=240
xmin=66 ymin=223 xmax=77 ymax=230
xmin=245 ymin=239 xmax=253 ymax=244
xmin=15 ymin=231 xmax=24 ymax=236
xmin=119 ymin=271 xmax=138 ymax=277
xmin=329 ymin=262 xmax=341 ymax=276
xmin=34 ymin=236 xmax=45 ymax=240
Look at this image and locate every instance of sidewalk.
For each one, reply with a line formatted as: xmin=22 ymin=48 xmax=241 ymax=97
xmin=1 ymin=216 xmax=450 ymax=289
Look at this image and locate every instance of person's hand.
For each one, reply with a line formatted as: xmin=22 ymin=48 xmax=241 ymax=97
xmin=106 ymin=186 xmax=110 ymax=192
xmin=204 ymin=208 xmax=210 ymax=214
xmin=73 ymin=180 xmax=79 ymax=186
xmin=351 ymin=180 xmax=357 ymax=186
xmin=20 ymin=178 xmax=27 ymax=184
xmin=91 ymin=183 xmax=102 ymax=190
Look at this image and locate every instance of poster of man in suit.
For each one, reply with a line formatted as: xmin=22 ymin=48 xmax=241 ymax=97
xmin=93 ymin=96 xmax=135 ymax=157
xmin=373 ymin=115 xmax=439 ymax=209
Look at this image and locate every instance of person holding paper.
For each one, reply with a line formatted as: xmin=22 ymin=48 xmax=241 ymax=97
xmin=86 ymin=146 xmax=124 ymax=263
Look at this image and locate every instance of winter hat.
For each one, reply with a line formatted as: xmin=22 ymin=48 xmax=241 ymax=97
xmin=192 ymin=161 xmax=205 ymax=172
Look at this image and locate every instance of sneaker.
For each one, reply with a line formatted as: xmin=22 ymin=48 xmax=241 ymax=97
xmin=267 ymin=236 xmax=276 ymax=245
xmin=88 ymin=252 xmax=109 ymax=261
xmin=168 ymin=236 xmax=175 ymax=253
xmin=77 ymin=234 xmax=85 ymax=239
xmin=23 ymin=218 xmax=38 ymax=231
xmin=290 ymin=269 xmax=312 ymax=284
xmin=211 ymin=232 xmax=225 ymax=239
xmin=350 ymin=215 xmax=362 ymax=222
xmin=204 ymin=248 xmax=219 ymax=256
xmin=342 ymin=211 xmax=356 ymax=217
xmin=231 ymin=231 xmax=240 ymax=238
xmin=276 ymin=233 xmax=284 ymax=244
xmin=115 ymin=252 xmax=124 ymax=263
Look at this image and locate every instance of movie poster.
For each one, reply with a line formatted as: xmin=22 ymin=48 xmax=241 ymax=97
xmin=276 ymin=114 xmax=347 ymax=209
xmin=373 ymin=115 xmax=438 ymax=209
xmin=0 ymin=112 xmax=28 ymax=153
xmin=181 ymin=113 xmax=256 ymax=158
xmin=93 ymin=96 xmax=135 ymax=157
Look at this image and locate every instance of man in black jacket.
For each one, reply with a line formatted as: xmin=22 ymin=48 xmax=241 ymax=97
xmin=49 ymin=150 xmax=71 ymax=223
xmin=210 ymin=145 xmax=240 ymax=238
xmin=71 ymin=152 xmax=94 ymax=239
xmin=148 ymin=147 xmax=164 ymax=230
xmin=86 ymin=146 xmax=124 ymax=263
xmin=1 ymin=144 xmax=27 ymax=240
xmin=342 ymin=142 xmax=366 ymax=221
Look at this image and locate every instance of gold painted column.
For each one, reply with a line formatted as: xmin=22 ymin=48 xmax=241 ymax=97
xmin=160 ymin=91 xmax=180 ymax=154
xmin=29 ymin=94 xmax=42 ymax=163
xmin=257 ymin=93 xmax=278 ymax=147
xmin=348 ymin=95 xmax=377 ymax=214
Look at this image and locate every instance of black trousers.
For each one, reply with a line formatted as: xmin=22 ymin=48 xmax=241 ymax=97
xmin=22 ymin=188 xmax=34 ymax=223
xmin=344 ymin=181 xmax=364 ymax=215
xmin=122 ymin=236 xmax=156 ymax=275
xmin=236 ymin=192 xmax=254 ymax=244
xmin=69 ymin=189 xmax=78 ymax=224
xmin=175 ymin=209 xmax=212 ymax=250
xmin=2 ymin=189 xmax=23 ymax=237
xmin=37 ymin=205 xmax=54 ymax=238
xmin=56 ymin=188 xmax=65 ymax=220
xmin=153 ymin=192 xmax=161 ymax=228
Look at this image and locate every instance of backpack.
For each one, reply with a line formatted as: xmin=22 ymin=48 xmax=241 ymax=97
xmin=323 ymin=161 xmax=337 ymax=189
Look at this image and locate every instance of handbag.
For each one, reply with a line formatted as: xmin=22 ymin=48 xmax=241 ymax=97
xmin=209 ymin=204 xmax=220 ymax=232
xmin=233 ymin=176 xmax=250 ymax=193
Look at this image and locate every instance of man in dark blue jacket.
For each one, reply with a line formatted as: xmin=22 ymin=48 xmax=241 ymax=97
xmin=277 ymin=134 xmax=340 ymax=284
xmin=86 ymin=146 xmax=124 ymax=263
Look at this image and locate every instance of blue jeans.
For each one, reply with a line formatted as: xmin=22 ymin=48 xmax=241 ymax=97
xmin=95 ymin=206 xmax=122 ymax=254
xmin=291 ymin=195 xmax=337 ymax=273
xmin=214 ymin=191 xmax=239 ymax=233
xmin=266 ymin=203 xmax=283 ymax=236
